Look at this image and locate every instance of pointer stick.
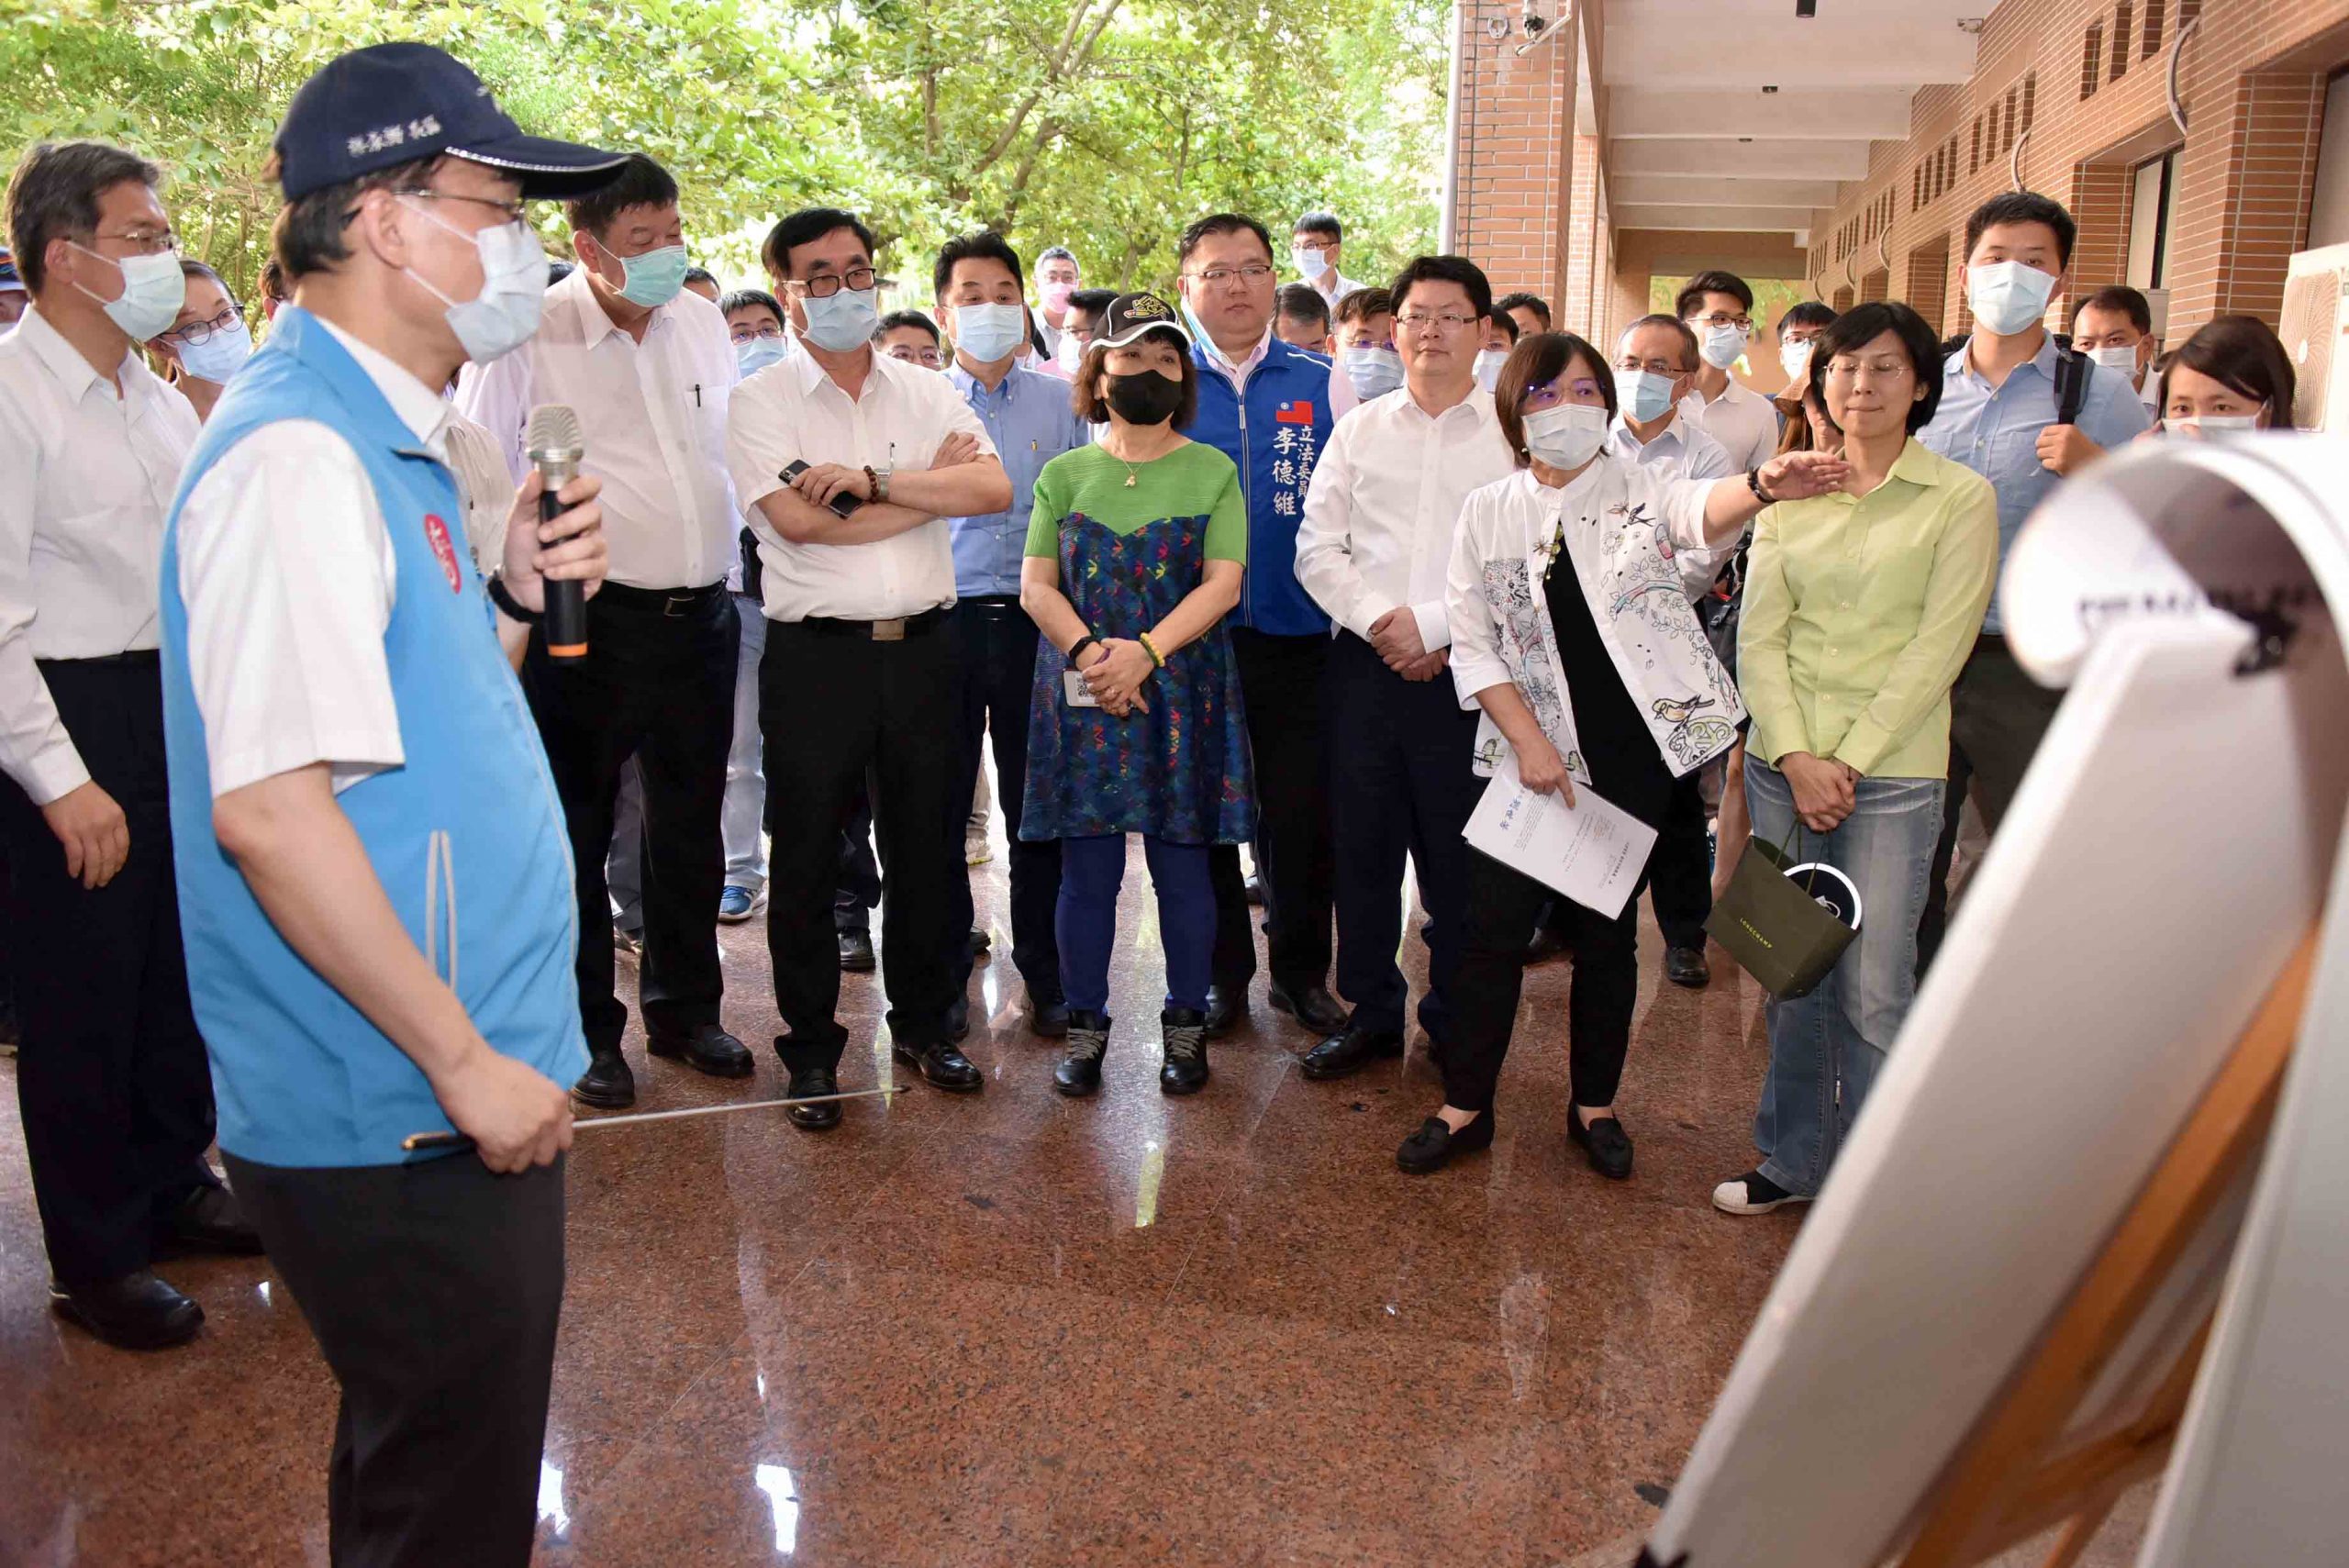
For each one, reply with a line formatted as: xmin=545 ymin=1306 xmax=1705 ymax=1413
xmin=401 ymin=1084 xmax=908 ymax=1153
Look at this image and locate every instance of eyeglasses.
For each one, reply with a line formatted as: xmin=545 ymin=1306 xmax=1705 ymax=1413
xmin=89 ymin=228 xmax=178 ymax=256
xmin=162 ymin=304 xmax=246 ymax=346
xmin=1824 ymin=357 xmax=1914 ymax=383
xmin=1522 ymin=379 xmax=1603 ymax=410
xmin=729 ymin=324 xmax=785 ymax=344
xmin=387 ymin=189 xmax=529 ymax=224
xmin=1396 ymin=310 xmax=1476 ymax=335
xmin=787 ymin=266 xmax=879 ymax=299
xmin=1616 ymin=356 xmax=1683 ymax=377
xmin=1186 ymin=263 xmax=1275 ymax=289
xmin=1690 ymin=312 xmax=1753 ymax=331
xmin=1784 ymin=329 xmax=1827 ymax=346
xmin=1294 ymin=239 xmax=1335 ymax=253
xmin=885 ymin=344 xmax=944 ymax=368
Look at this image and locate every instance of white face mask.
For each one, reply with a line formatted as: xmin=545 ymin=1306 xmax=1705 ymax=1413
xmin=70 ymin=243 xmax=185 ymax=341
xmin=178 ymin=318 xmax=253 ymax=384
xmin=1965 ymin=259 xmax=2058 ymax=337
xmin=950 ymin=300 xmax=1029 ymax=365
xmin=1473 ymin=348 xmax=1510 ymax=391
xmin=2168 ymin=412 xmax=2264 ymax=436
xmin=400 ymin=201 xmax=549 ymax=364
xmin=2087 ymin=343 xmax=2142 ymax=376
xmin=1698 ymin=322 xmax=1748 ymax=371
xmin=1520 ymin=402 xmax=1609 ymax=470
xmin=1614 ymin=368 xmax=1678 ymax=424
xmin=1341 ymin=345 xmax=1404 ymax=400
xmin=1293 ymin=245 xmax=1330 ymax=280
xmin=1779 ymin=339 xmax=1813 ymax=383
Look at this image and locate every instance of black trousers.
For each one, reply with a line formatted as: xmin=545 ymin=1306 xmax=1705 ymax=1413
xmin=1918 ymin=635 xmax=2063 ymax=972
xmin=762 ymin=617 xmax=959 ymax=1068
xmin=945 ymin=597 xmax=1062 ymax=1002
xmin=1644 ymin=771 xmax=1713 ymax=951
xmin=1444 ymin=849 xmax=1643 ymax=1114
xmin=835 ymin=785 xmax=880 ymax=934
xmin=0 ymin=655 xmax=217 ymax=1287
xmin=524 ymin=584 xmax=739 ymax=1057
xmin=226 ymin=1151 xmax=564 ymax=1568
xmin=1325 ymin=633 xmax=1480 ymax=1040
xmin=1209 ymin=628 xmax=1334 ymax=995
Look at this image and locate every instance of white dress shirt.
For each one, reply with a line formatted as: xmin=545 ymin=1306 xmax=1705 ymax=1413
xmin=456 ymin=270 xmax=738 ymax=591
xmin=1294 ymin=384 xmax=1515 ymax=652
xmin=1608 ymin=413 xmax=1738 ymax=597
xmin=1306 ymin=270 xmax=1365 ymax=309
xmin=176 ymin=318 xmax=443 ymax=799
xmin=442 ymin=405 xmax=516 ymax=571
xmin=726 ymin=348 xmax=995 ymax=622
xmin=1677 ymin=376 xmax=1782 ymax=473
xmin=0 ymin=306 xmax=200 ymax=804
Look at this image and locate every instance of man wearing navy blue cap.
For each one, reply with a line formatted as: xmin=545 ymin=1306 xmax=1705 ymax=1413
xmin=158 ymin=42 xmax=622 ymax=1564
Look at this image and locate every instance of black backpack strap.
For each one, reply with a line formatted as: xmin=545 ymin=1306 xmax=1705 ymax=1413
xmin=2052 ymin=346 xmax=2090 ymax=428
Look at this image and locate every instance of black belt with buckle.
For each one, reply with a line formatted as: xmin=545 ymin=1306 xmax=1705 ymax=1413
xmin=799 ymin=606 xmax=949 ymax=641
xmin=596 ymin=581 xmax=729 ymax=618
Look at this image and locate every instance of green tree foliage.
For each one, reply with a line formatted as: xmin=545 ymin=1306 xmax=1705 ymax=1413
xmin=2 ymin=0 xmax=1447 ymax=308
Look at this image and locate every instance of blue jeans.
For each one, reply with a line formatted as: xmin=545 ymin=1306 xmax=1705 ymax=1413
xmin=1744 ymin=759 xmax=1943 ymax=1196
xmin=1056 ymin=834 xmax=1214 ymax=1015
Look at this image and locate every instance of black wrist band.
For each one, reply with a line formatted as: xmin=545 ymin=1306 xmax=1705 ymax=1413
xmin=1067 ymin=634 xmax=1100 ymax=666
xmin=486 ymin=573 xmax=542 ymax=625
xmin=1746 ymin=468 xmax=1776 ymax=506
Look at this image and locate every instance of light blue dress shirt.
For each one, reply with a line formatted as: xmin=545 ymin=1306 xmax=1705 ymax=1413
xmin=1918 ymin=334 xmax=2152 ymax=632
xmin=947 ymin=361 xmax=1092 ymax=598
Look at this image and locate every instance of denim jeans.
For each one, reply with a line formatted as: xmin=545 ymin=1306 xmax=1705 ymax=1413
xmin=1744 ymin=758 xmax=1943 ymax=1196
xmin=722 ymin=595 xmax=769 ymax=890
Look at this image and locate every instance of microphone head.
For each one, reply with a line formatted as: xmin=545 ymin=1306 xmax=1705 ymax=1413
xmin=526 ymin=403 xmax=584 ymax=463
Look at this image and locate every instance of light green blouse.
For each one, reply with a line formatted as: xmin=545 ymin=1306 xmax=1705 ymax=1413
xmin=1738 ymin=438 xmax=1998 ymax=781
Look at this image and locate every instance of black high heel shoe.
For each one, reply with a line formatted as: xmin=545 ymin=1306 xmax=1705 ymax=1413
xmin=1396 ymin=1109 xmax=1496 ymax=1174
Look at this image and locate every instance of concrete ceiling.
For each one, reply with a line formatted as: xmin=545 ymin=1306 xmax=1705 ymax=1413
xmin=1598 ymin=0 xmax=1984 ymax=241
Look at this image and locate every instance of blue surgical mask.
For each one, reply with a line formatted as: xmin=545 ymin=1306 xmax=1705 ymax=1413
xmin=951 ymin=301 xmax=1029 ymax=365
xmin=1342 ymin=345 xmax=1404 ymax=400
xmin=1965 ymin=260 xmax=2058 ymax=337
xmin=1698 ymin=322 xmax=1748 ymax=370
xmin=402 ymin=202 xmax=549 ymax=364
xmin=178 ymin=317 xmax=252 ymax=384
xmin=1614 ymin=368 xmax=1678 ymax=423
xmin=800 ymin=284 xmax=879 ymax=353
xmin=735 ymin=337 xmax=787 ymax=378
xmin=609 ymin=242 xmax=688 ymax=309
xmin=70 ymin=243 xmax=185 ymax=341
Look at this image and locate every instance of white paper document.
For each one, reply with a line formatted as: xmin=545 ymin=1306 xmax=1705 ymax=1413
xmin=1461 ymin=756 xmax=1657 ymax=919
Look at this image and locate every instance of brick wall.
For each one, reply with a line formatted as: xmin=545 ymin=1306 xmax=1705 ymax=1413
xmin=1449 ymin=0 xmax=1580 ymax=306
xmin=1803 ymin=0 xmax=2349 ymax=339
xmin=1564 ymin=134 xmax=1602 ymax=328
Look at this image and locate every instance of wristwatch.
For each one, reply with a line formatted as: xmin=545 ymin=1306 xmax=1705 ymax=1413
xmin=485 ymin=572 xmax=541 ymax=624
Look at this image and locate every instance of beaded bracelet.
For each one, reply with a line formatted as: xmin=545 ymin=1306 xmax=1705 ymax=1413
xmin=1137 ymin=631 xmax=1166 ymax=670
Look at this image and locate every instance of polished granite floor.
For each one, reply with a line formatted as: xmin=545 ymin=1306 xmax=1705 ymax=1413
xmin=0 ymin=834 xmax=1820 ymax=1567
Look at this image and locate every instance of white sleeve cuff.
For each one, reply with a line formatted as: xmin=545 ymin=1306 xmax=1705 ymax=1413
xmin=1410 ymin=599 xmax=1451 ymax=653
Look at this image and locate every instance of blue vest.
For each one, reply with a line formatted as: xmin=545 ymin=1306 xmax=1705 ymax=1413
xmin=159 ymin=308 xmax=584 ymax=1168
xmin=1186 ymin=335 xmax=1336 ymax=636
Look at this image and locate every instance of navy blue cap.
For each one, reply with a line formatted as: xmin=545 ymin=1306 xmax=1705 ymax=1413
xmin=273 ymin=43 xmax=628 ymax=201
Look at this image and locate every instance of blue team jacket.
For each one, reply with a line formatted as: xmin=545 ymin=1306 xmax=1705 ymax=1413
xmin=1186 ymin=335 xmax=1336 ymax=636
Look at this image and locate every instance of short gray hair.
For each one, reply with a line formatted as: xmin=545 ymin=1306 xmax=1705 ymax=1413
xmin=1620 ymin=313 xmax=1699 ymax=371
xmin=6 ymin=140 xmax=162 ymax=294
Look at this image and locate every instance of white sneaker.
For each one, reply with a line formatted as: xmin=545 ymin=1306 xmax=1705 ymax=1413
xmin=965 ymin=832 xmax=994 ymax=866
xmin=1712 ymin=1170 xmax=1811 ymax=1216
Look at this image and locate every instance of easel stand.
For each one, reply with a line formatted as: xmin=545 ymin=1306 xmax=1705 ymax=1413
xmin=1889 ymin=932 xmax=2319 ymax=1568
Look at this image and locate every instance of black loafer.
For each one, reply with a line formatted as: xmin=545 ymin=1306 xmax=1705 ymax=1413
xmin=648 ymin=1023 xmax=754 ymax=1079
xmin=1569 ymin=1109 xmax=1635 ymax=1179
xmin=1268 ymin=982 xmax=1348 ymax=1036
xmin=1664 ymin=945 xmax=1711 ymax=989
xmin=153 ymin=1184 xmax=264 ymax=1258
xmin=1054 ymin=1009 xmax=1112 ymax=1096
xmin=1159 ymin=1006 xmax=1210 ymax=1095
xmin=969 ymin=929 xmax=992 ymax=957
xmin=1025 ymin=996 xmax=1071 ymax=1039
xmin=1396 ymin=1111 xmax=1497 ymax=1175
xmin=837 ymin=930 xmax=876 ymax=973
xmin=51 ymin=1270 xmax=204 ymax=1351
xmin=783 ymin=1064 xmax=842 ymax=1129
xmin=896 ymin=1040 xmax=984 ymax=1093
xmin=1203 ymin=983 xmax=1245 ymax=1038
xmin=573 ymin=1048 xmax=637 ymax=1109
xmin=1300 ymin=1024 xmax=1404 ymax=1081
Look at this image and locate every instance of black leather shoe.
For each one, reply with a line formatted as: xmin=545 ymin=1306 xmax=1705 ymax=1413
xmin=969 ymin=929 xmax=992 ymax=957
xmin=1054 ymin=1009 xmax=1111 ymax=1096
xmin=1159 ymin=1006 xmax=1210 ymax=1095
xmin=1522 ymin=928 xmax=1570 ymax=966
xmin=648 ymin=1023 xmax=754 ymax=1079
xmin=1300 ymin=1024 xmax=1405 ymax=1081
xmin=1243 ymin=873 xmax=1265 ymax=906
xmin=153 ymin=1184 xmax=264 ymax=1258
xmin=1397 ymin=1111 xmax=1497 ymax=1174
xmin=1569 ymin=1108 xmax=1635 ymax=1179
xmin=837 ymin=930 xmax=876 ymax=973
xmin=945 ymin=996 xmax=971 ymax=1042
xmin=1268 ymin=982 xmax=1348 ymax=1036
xmin=573 ymin=1048 xmax=636 ymax=1109
xmin=51 ymin=1270 xmax=204 ymax=1350
xmin=784 ymin=1064 xmax=842 ymax=1129
xmin=896 ymin=1040 xmax=984 ymax=1093
xmin=1025 ymin=995 xmax=1071 ymax=1039
xmin=1664 ymin=945 xmax=1710 ymax=988
xmin=1203 ymin=983 xmax=1246 ymax=1038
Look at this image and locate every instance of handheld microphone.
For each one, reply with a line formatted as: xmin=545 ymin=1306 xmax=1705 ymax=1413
xmin=525 ymin=404 xmax=589 ymax=661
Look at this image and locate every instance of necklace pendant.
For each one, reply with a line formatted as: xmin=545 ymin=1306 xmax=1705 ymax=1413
xmin=1125 ymin=471 xmax=1138 ymax=487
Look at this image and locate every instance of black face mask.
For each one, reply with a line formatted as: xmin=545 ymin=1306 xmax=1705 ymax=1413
xmin=1104 ymin=370 xmax=1184 ymax=426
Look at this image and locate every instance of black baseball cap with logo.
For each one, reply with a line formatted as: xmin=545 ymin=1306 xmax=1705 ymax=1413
xmin=273 ymin=42 xmax=629 ymax=201
xmin=1097 ymin=292 xmax=1194 ymax=350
